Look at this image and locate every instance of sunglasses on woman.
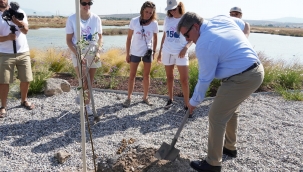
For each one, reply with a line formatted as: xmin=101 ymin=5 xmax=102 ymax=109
xmin=169 ymin=6 xmax=179 ymax=12
xmin=81 ymin=1 xmax=93 ymax=6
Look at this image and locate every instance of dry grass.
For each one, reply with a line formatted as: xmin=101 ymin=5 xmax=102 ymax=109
xmin=28 ymin=17 xmax=303 ymax=37
xmin=27 ymin=17 xmax=164 ymax=30
xmin=251 ymin=26 xmax=303 ymax=37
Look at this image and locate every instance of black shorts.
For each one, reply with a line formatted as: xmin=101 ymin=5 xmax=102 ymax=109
xmin=130 ymin=54 xmax=152 ymax=63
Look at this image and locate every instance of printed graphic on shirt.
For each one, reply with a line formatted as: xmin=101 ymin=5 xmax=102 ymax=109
xmin=165 ymin=26 xmax=180 ymax=43
xmin=136 ymin=28 xmax=152 ymax=40
xmin=82 ymin=26 xmax=94 ymax=41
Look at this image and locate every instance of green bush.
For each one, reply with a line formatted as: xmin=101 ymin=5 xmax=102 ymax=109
xmin=188 ymin=59 xmax=199 ymax=97
xmin=206 ymin=79 xmax=221 ymax=97
xmin=49 ymin=60 xmax=66 ymax=72
xmin=275 ymin=86 xmax=303 ymax=101
xmin=276 ymin=69 xmax=302 ymax=89
xmin=28 ymin=70 xmax=53 ymax=95
xmin=150 ymin=63 xmax=166 ymax=78
xmin=261 ymin=67 xmax=279 ymax=89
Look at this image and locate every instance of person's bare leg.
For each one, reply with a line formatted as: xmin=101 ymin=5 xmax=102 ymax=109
xmin=127 ymin=62 xmax=139 ymax=99
xmin=0 ymin=84 xmax=9 ymax=114
xmin=74 ymin=66 xmax=89 ymax=104
xmin=85 ymin=68 xmax=97 ymax=105
xmin=20 ymin=82 xmax=31 ymax=106
xmin=142 ymin=62 xmax=151 ymax=100
xmin=177 ymin=65 xmax=189 ymax=107
xmin=164 ymin=65 xmax=175 ymax=101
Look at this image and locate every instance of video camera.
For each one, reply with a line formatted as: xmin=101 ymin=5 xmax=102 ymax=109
xmin=1 ymin=2 xmax=24 ymax=54
xmin=144 ymin=48 xmax=153 ymax=57
xmin=2 ymin=2 xmax=24 ymax=21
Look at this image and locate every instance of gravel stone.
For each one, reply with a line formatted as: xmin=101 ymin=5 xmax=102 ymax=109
xmin=0 ymin=90 xmax=302 ymax=171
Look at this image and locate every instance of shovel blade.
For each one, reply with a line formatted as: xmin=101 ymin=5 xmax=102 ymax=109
xmin=155 ymin=142 xmax=180 ymax=161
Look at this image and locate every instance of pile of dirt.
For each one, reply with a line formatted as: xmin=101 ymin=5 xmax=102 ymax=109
xmin=97 ymin=146 xmax=192 ymax=172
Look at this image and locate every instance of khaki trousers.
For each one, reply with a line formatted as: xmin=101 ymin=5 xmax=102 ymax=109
xmin=206 ymin=64 xmax=264 ymax=166
xmin=0 ymin=52 xmax=33 ymax=84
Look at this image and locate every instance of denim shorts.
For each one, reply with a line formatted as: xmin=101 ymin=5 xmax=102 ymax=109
xmin=130 ymin=54 xmax=152 ymax=63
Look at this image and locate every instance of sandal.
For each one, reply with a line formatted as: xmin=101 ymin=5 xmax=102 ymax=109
xmin=0 ymin=107 xmax=7 ymax=118
xmin=21 ymin=101 xmax=35 ymax=110
xmin=143 ymin=98 xmax=153 ymax=106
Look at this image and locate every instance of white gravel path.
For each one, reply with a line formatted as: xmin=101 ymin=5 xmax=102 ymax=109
xmin=0 ymin=89 xmax=302 ymax=172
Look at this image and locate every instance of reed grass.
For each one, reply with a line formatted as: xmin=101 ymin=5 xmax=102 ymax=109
xmin=27 ymin=47 xmax=303 ymax=100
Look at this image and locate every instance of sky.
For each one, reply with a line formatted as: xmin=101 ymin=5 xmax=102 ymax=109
xmin=15 ymin=0 xmax=303 ymax=20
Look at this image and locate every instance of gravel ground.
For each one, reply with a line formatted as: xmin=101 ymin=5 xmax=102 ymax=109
xmin=0 ymin=89 xmax=303 ymax=172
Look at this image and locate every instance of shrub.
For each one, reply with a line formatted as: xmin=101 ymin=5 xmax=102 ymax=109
xmin=44 ymin=48 xmax=70 ymax=73
xmin=28 ymin=69 xmax=53 ymax=95
xmin=275 ymin=86 xmax=303 ymax=101
xmin=150 ymin=59 xmax=166 ymax=78
xmin=188 ymin=59 xmax=199 ymax=97
xmin=276 ymin=69 xmax=302 ymax=89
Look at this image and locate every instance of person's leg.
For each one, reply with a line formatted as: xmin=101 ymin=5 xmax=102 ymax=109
xmin=0 ymin=84 xmax=9 ymax=114
xmin=83 ymin=68 xmax=97 ymax=105
xmin=16 ymin=52 xmax=34 ymax=109
xmin=20 ymin=82 xmax=30 ymax=103
xmin=206 ymin=65 xmax=264 ymax=166
xmin=177 ymin=65 xmax=189 ymax=107
xmin=0 ymin=52 xmax=16 ymax=113
xmin=142 ymin=62 xmax=151 ymax=100
xmin=127 ymin=62 xmax=140 ymax=99
xmin=164 ymin=65 xmax=175 ymax=100
xmin=74 ymin=65 xmax=90 ymax=104
xmin=224 ymin=108 xmax=240 ymax=151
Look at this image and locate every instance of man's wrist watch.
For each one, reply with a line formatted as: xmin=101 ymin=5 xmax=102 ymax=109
xmin=18 ymin=25 xmax=24 ymax=29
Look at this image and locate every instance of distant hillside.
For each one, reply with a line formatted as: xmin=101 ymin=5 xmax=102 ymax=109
xmin=245 ymin=19 xmax=303 ymax=28
xmin=23 ymin=8 xmax=56 ymax=16
xmin=99 ymin=13 xmax=167 ymax=20
xmin=267 ymin=17 xmax=303 ymax=23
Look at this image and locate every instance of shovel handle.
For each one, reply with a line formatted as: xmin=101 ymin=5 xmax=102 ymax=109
xmin=173 ymin=110 xmax=190 ymax=143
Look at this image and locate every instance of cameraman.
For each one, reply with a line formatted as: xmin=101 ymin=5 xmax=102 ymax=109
xmin=0 ymin=0 xmax=34 ymax=118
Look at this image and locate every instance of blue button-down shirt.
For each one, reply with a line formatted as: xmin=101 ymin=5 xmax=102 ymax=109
xmin=190 ymin=15 xmax=260 ymax=106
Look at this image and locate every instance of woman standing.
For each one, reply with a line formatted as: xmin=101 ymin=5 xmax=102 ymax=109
xmin=157 ymin=0 xmax=192 ymax=110
xmin=123 ymin=1 xmax=158 ymax=107
xmin=66 ymin=0 xmax=103 ymax=114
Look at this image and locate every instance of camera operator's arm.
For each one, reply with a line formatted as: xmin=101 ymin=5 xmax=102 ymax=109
xmin=12 ymin=16 xmax=28 ymax=34
xmin=0 ymin=33 xmax=16 ymax=42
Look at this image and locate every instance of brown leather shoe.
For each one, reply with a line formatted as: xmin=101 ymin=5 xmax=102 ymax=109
xmin=190 ymin=160 xmax=221 ymax=172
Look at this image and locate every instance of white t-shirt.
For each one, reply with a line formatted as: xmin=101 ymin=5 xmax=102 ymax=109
xmin=231 ymin=17 xmax=245 ymax=30
xmin=129 ymin=16 xmax=159 ymax=57
xmin=0 ymin=9 xmax=29 ymax=53
xmin=65 ymin=13 xmax=102 ymax=55
xmin=162 ymin=16 xmax=188 ymax=55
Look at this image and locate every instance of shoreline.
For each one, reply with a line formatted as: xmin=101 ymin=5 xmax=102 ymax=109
xmin=27 ymin=17 xmax=303 ymax=37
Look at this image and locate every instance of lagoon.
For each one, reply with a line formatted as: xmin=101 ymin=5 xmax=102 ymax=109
xmin=26 ymin=27 xmax=303 ymax=64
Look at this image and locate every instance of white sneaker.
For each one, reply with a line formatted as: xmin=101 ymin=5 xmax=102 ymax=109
xmin=85 ymin=105 xmax=93 ymax=115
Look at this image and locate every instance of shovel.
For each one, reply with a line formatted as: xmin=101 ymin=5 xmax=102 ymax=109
xmin=155 ymin=109 xmax=190 ymax=161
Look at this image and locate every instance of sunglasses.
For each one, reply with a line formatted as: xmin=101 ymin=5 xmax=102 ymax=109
xmin=230 ymin=12 xmax=240 ymax=17
xmin=81 ymin=1 xmax=93 ymax=6
xmin=183 ymin=24 xmax=194 ymax=38
xmin=168 ymin=6 xmax=179 ymax=12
